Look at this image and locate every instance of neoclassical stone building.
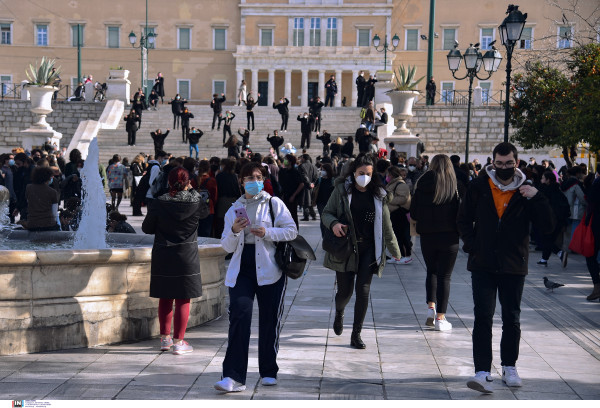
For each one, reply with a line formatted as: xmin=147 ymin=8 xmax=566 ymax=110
xmin=0 ymin=0 xmax=596 ymax=105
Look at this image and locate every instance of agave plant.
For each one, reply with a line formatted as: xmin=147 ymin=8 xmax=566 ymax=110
xmin=25 ymin=57 xmax=61 ymax=86
xmin=388 ymin=65 xmax=425 ymax=92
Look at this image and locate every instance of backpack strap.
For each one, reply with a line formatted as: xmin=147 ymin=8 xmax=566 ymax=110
xmin=268 ymin=198 xmax=279 ymax=245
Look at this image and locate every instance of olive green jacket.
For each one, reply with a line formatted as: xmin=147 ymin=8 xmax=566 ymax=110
xmin=321 ymin=177 xmax=401 ymax=277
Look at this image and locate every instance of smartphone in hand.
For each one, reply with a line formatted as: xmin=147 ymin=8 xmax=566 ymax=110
xmin=234 ymin=207 xmax=250 ymax=223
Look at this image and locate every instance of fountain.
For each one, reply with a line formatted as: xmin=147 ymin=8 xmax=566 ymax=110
xmin=0 ymin=142 xmax=227 ymax=356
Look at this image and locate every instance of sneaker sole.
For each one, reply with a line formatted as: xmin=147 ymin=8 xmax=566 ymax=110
xmin=172 ymin=349 xmax=193 ymax=355
xmin=214 ymin=384 xmax=246 ymax=392
xmin=467 ymin=380 xmax=493 ymax=393
xmin=502 ymin=379 xmax=522 ymax=387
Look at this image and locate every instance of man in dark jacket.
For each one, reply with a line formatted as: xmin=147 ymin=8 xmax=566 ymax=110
xmin=169 ymin=95 xmax=186 ymax=129
xmin=426 ymin=77 xmax=437 ymax=105
xmin=297 ymin=113 xmax=312 ymax=149
xmin=180 ymin=108 xmax=194 ymax=143
xmin=124 ymin=110 xmax=140 ymax=146
xmin=151 ymin=129 xmax=170 ymax=157
xmin=355 ymin=125 xmax=372 ymax=154
xmin=273 ymin=97 xmax=290 ymax=131
xmin=458 ymin=142 xmax=554 ymax=394
xmin=355 ymin=71 xmax=366 ymax=107
xmin=267 ymin=131 xmax=284 ymax=155
xmin=309 ymin=96 xmax=325 ymax=132
xmin=316 ymin=131 xmax=332 ymax=157
xmin=324 ymin=75 xmax=337 ymax=107
xmin=298 ymin=154 xmax=319 ymax=221
xmin=450 ymin=155 xmax=470 ymax=198
xmin=361 ymin=74 xmax=377 ymax=107
xmin=188 ymin=128 xmax=203 ymax=160
xmin=210 ymin=93 xmax=226 ymax=130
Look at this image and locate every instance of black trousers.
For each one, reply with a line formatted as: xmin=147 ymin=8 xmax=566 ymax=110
xmin=390 ymin=209 xmax=412 ymax=257
xmin=471 ymin=271 xmax=525 ymax=372
xmin=173 ymin=114 xmax=180 ymax=129
xmin=335 ymin=243 xmax=376 ymax=330
xmin=223 ymin=125 xmax=232 ymax=143
xmin=280 ymin=114 xmax=289 ymax=131
xmin=541 ymin=224 xmax=563 ymax=260
xmin=212 ymin=111 xmax=222 ymax=129
xmin=300 ymin=131 xmax=311 ymax=149
xmin=420 ymin=232 xmax=459 ymax=314
xmin=181 ymin=126 xmax=189 ymax=143
xmin=127 ymin=129 xmax=137 ymax=146
xmin=325 ymin=94 xmax=334 ymax=107
xmin=222 ymin=245 xmax=287 ymax=384
xmin=357 ymin=90 xmax=364 ymax=107
xmin=312 ymin=113 xmax=322 ymax=132
xmin=247 ymin=111 xmax=255 ymax=130
xmin=322 ymin=144 xmax=330 ymax=157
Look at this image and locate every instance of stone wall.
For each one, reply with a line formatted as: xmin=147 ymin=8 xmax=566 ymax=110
xmin=0 ymin=100 xmax=105 ymax=150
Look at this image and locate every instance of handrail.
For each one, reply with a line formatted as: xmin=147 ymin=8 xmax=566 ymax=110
xmin=415 ymin=89 xmax=505 ymax=106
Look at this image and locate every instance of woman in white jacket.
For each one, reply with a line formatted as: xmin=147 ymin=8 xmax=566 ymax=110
xmin=215 ymin=162 xmax=298 ymax=393
xmin=237 ymin=80 xmax=247 ymax=106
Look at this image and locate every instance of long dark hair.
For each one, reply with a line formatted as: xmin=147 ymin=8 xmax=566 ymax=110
xmin=340 ymin=153 xmax=384 ymax=199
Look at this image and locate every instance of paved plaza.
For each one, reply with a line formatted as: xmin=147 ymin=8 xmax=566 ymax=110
xmin=1 ymin=200 xmax=599 ymax=400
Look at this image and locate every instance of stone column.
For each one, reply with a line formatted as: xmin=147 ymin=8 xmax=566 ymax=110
xmin=301 ymin=69 xmax=309 ymax=107
xmin=334 ymin=69 xmax=342 ymax=107
xmin=318 ymin=70 xmax=325 ymax=99
xmin=284 ymin=69 xmax=292 ymax=104
xmin=251 ymin=69 xmax=259 ymax=97
xmin=267 ymin=69 xmax=275 ymax=106
xmin=351 ymin=69 xmax=359 ymax=108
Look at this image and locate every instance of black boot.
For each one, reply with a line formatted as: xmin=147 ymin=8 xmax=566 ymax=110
xmin=587 ymin=283 xmax=600 ymax=301
xmin=350 ymin=326 xmax=365 ymax=349
xmin=333 ymin=311 xmax=344 ymax=336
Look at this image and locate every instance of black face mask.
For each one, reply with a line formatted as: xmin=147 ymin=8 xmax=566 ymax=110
xmin=494 ymin=166 xmax=515 ymax=181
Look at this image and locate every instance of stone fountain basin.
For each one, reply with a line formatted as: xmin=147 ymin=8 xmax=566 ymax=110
xmin=0 ymin=231 xmax=227 ymax=355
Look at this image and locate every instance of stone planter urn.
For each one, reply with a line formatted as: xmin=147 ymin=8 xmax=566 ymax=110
xmin=388 ymin=90 xmax=420 ymax=135
xmin=106 ymin=69 xmax=131 ymax=105
xmin=27 ymin=85 xmax=57 ymax=129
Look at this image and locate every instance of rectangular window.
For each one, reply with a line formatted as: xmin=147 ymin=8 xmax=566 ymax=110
xmin=1 ymin=23 xmax=12 ymax=45
xmin=406 ymin=29 xmax=418 ymax=50
xmin=144 ymin=27 xmax=155 ymax=49
xmin=326 ymin=17 xmax=337 ymax=46
xmin=441 ymin=82 xmax=454 ymax=103
xmin=293 ymin=18 xmax=304 ymax=46
xmin=178 ymin=27 xmax=191 ymax=50
xmin=480 ymin=28 xmax=493 ymax=50
xmin=310 ymin=18 xmax=321 ymax=46
xmin=177 ymin=80 xmax=190 ymax=100
xmin=558 ymin=26 xmax=572 ymax=49
xmin=213 ymin=80 xmax=225 ymax=96
xmin=519 ymin=27 xmax=532 ymax=49
xmin=107 ymin=26 xmax=119 ymax=48
xmin=71 ymin=25 xmax=84 ymax=47
xmin=36 ymin=24 xmax=48 ymax=46
xmin=357 ymin=29 xmax=370 ymax=47
xmin=214 ymin=28 xmax=226 ymax=50
xmin=1 ymin=75 xmax=11 ymax=96
xmin=479 ymin=81 xmax=491 ymax=103
xmin=443 ymin=28 xmax=456 ymax=50
xmin=260 ymin=29 xmax=273 ymax=46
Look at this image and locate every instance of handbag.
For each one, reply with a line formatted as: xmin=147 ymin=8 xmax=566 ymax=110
xmin=569 ymin=212 xmax=595 ymax=257
xmin=321 ymin=223 xmax=354 ymax=260
xmin=268 ymin=198 xmax=316 ymax=279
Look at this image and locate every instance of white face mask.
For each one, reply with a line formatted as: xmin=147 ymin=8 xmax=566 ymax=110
xmin=355 ymin=174 xmax=371 ymax=188
xmin=321 ymin=170 xmax=327 ymax=178
xmin=408 ymin=165 xmax=416 ymax=172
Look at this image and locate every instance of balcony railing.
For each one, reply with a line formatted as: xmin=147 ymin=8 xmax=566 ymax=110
xmin=414 ymin=89 xmax=505 ymax=106
xmin=1 ymin=83 xmax=73 ymax=102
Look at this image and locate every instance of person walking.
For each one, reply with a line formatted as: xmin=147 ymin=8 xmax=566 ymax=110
xmin=244 ymin=93 xmax=258 ymax=131
xmin=273 ymin=97 xmax=290 ymax=131
xmin=386 ymin=166 xmax=413 ymax=265
xmin=297 ymin=112 xmax=312 ymax=149
xmin=107 ymin=154 xmax=126 ymax=211
xmin=124 ymin=110 xmax=139 ymax=146
xmin=142 ymin=167 xmax=209 ymax=355
xmin=221 ymin=111 xmax=236 ymax=144
xmin=560 ymin=166 xmax=587 ymax=263
xmin=426 ymin=77 xmax=437 ymax=105
xmin=151 ymin=128 xmax=170 ymax=157
xmin=180 ymin=107 xmax=195 ymax=143
xmin=409 ymin=154 xmax=460 ymax=331
xmin=211 ymin=93 xmax=226 ymax=131
xmin=215 ymin=162 xmax=297 ymax=393
xmin=214 ymin=158 xmax=241 ymax=238
xmin=537 ymin=170 xmax=570 ymax=266
xmin=298 ymin=154 xmax=318 ymax=221
xmin=458 ymin=142 xmax=554 ymax=393
xmin=322 ymin=154 xmax=401 ymax=349
xmin=237 ymin=80 xmax=247 ymax=106
xmin=188 ymin=128 xmax=203 ymax=160
xmin=583 ymin=165 xmax=600 ymax=301
xmin=356 ymin=71 xmax=366 ymax=108
xmin=130 ymin=154 xmax=145 ymax=216
xmin=169 ymin=94 xmax=186 ymax=129
xmin=324 ymin=75 xmax=337 ymax=107
xmin=278 ymin=154 xmax=304 ymax=228
xmin=315 ymin=163 xmax=335 ymax=217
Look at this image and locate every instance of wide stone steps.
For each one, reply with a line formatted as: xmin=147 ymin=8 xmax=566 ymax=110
xmin=97 ymin=105 xmax=362 ymax=164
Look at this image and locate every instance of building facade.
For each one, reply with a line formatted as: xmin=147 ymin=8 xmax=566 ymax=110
xmin=0 ymin=0 xmax=597 ymax=105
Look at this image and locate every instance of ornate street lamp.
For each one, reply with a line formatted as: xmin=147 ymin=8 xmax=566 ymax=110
xmin=447 ymin=43 xmax=502 ymax=162
xmin=498 ymin=4 xmax=527 ymax=142
xmin=372 ymin=33 xmax=400 ymax=71
xmin=128 ymin=0 xmax=157 ymax=99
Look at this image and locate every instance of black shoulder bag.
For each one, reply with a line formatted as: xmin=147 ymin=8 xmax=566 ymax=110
xmin=268 ymin=198 xmax=316 ymax=279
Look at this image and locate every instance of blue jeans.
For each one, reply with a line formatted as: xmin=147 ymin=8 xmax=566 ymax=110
xmin=189 ymin=144 xmax=199 ymax=159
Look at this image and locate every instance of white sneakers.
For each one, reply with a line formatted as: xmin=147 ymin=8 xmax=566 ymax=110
xmin=434 ymin=318 xmax=452 ymax=331
xmin=390 ymin=257 xmax=413 ymax=265
xmin=425 ymin=307 xmax=436 ymax=327
xmin=502 ymin=366 xmax=523 ymax=387
xmin=467 ymin=367 xmax=522 ymax=393
xmin=214 ymin=377 xmax=246 ymax=393
xmin=467 ymin=371 xmax=494 ymax=393
xmin=261 ymin=377 xmax=277 ymax=386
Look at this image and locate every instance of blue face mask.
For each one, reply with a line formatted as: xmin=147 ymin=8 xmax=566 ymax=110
xmin=161 ymin=159 xmax=168 ymax=166
xmin=245 ymin=181 xmax=264 ymax=196
xmin=8 ymin=159 xmax=15 ymax=166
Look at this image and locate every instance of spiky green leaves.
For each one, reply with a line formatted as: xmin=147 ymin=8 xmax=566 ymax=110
xmin=26 ymin=56 xmax=62 ymax=86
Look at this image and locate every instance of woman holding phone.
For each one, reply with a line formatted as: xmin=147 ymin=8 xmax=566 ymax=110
xmin=322 ymin=153 xmax=401 ymax=349
xmin=216 ymin=162 xmax=297 ymax=393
